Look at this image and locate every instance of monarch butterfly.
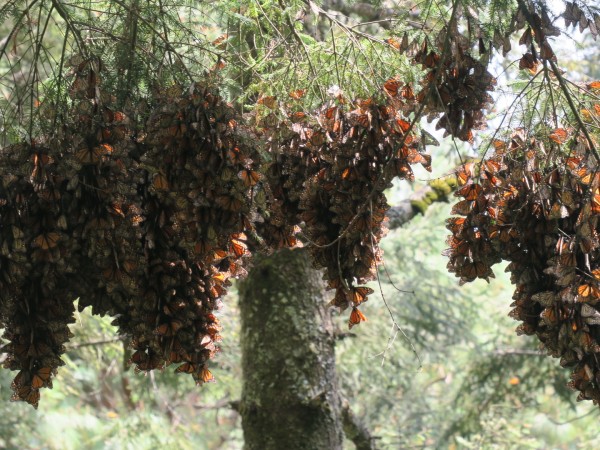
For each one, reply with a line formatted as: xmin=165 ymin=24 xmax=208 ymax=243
xmin=446 ymin=217 xmax=467 ymax=234
xmin=289 ymin=111 xmax=307 ymax=123
xmin=212 ymin=271 xmax=228 ymax=283
xmin=31 ymin=152 xmax=51 ymax=177
xmin=457 ymin=183 xmax=482 ymax=201
xmin=424 ymin=51 xmax=440 ymax=68
xmin=98 ymin=143 xmax=114 ymax=154
xmin=587 ymin=81 xmax=600 ymax=90
xmin=102 ymin=265 xmax=123 ymax=282
xmin=357 ymin=98 xmax=374 ymax=109
xmin=392 ymin=118 xmax=411 ymax=134
xmin=348 ymin=307 xmax=367 ymax=329
xmin=461 ymin=261 xmax=489 ymax=280
xmin=258 ymin=95 xmax=277 ymax=109
xmin=327 ymin=288 xmax=348 ymax=309
xmin=33 ymin=232 xmax=60 ymax=250
xmin=229 ymin=237 xmax=248 ymax=259
xmin=580 ymin=166 xmax=596 ymax=186
xmin=491 ymin=139 xmax=507 ymax=153
xmin=340 ymin=167 xmax=358 ymax=181
xmin=549 ymin=128 xmax=568 ymax=144
xmin=11 ymin=385 xmax=40 ymax=408
xmin=400 ymin=84 xmax=415 ymax=100
xmin=289 ymin=89 xmax=306 ymax=99
xmin=579 ymin=331 xmax=600 ymax=353
xmin=384 ymin=37 xmax=402 ymax=50
xmin=309 ymin=130 xmax=327 ymax=147
xmin=458 ymin=128 xmax=474 ymax=144
xmin=238 ymin=169 xmax=261 ymax=187
xmin=350 ymin=286 xmax=374 ymax=305
xmin=166 ymin=345 xmax=186 ymax=364
xmin=31 ymin=367 xmax=53 ymax=389
xmin=75 ymin=146 xmax=103 ymax=164
xmin=207 ymin=283 xmax=227 ymax=299
xmin=324 ymin=106 xmax=337 ymax=120
xmin=216 ymin=195 xmax=244 ymax=212
xmin=349 ymin=112 xmax=370 ymax=128
xmin=578 ymin=283 xmax=600 ymax=299
xmin=258 ymin=113 xmax=279 ymax=128
xmin=131 ymin=349 xmax=163 ymax=371
xmin=482 ymin=159 xmax=502 ymax=175
xmin=212 ymin=34 xmax=228 ymax=47
xmin=456 ymin=162 xmax=475 ymax=185
xmin=167 ymin=121 xmax=188 ymax=138
xmin=451 ymin=199 xmax=475 ymax=216
xmin=153 ymin=172 xmax=169 ymax=190
xmin=194 ymin=366 xmax=215 ymax=384
xmin=383 ymin=78 xmax=401 ymax=97
xmin=540 ymin=307 xmax=558 ymax=324
xmin=163 ymin=300 xmax=186 ymax=315
xmin=210 ymin=248 xmax=228 ymax=262
xmin=227 ymin=146 xmax=246 ymax=164
xmin=176 ymin=362 xmax=196 ymax=374
xmin=155 ymin=320 xmax=183 ymax=337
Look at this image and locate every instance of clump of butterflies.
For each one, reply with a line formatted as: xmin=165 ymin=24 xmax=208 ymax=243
xmin=0 ymin=51 xmax=439 ymax=409
xmin=0 ymin=56 xmax=260 ymax=408
xmin=0 ymin=29 xmax=500 ymax=408
xmin=413 ymin=36 xmax=496 ymax=144
xmin=445 ymin=121 xmax=600 ymax=406
xmin=257 ymin=80 xmax=431 ymax=325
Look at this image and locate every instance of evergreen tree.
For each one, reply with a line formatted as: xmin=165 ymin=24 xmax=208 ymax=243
xmin=1 ymin=0 xmax=600 ymax=447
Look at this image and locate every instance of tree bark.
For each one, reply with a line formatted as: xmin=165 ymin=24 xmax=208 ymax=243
xmin=238 ymin=248 xmax=344 ymax=450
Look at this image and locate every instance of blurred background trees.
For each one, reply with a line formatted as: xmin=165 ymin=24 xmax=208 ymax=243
xmin=1 ymin=0 xmax=600 ymax=448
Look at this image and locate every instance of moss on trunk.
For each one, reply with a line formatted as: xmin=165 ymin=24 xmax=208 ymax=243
xmin=238 ymin=248 xmax=344 ymax=450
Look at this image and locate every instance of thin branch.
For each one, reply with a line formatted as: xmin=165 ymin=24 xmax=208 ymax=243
xmin=547 ymin=407 xmax=598 ymax=425
xmin=194 ymin=395 xmax=241 ymax=412
xmin=66 ymin=336 xmax=125 ymax=349
xmin=492 ymin=348 xmax=546 ymax=357
xmin=341 ymin=398 xmax=378 ymax=450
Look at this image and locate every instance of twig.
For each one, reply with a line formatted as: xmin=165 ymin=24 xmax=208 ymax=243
xmin=341 ymin=398 xmax=378 ymax=450
xmin=547 ymin=407 xmax=598 ymax=425
xmin=492 ymin=348 xmax=545 ymax=357
xmin=67 ymin=336 xmax=125 ymax=349
xmin=194 ymin=395 xmax=240 ymax=412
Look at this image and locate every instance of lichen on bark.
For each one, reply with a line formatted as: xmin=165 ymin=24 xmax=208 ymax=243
xmin=238 ymin=248 xmax=344 ymax=450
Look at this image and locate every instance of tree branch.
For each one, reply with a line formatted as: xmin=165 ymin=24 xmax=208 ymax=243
xmin=387 ymin=175 xmax=458 ymax=230
xmin=492 ymin=348 xmax=546 ymax=357
xmin=341 ymin=399 xmax=377 ymax=450
xmin=66 ymin=336 xmax=125 ymax=350
xmin=194 ymin=396 xmax=241 ymax=412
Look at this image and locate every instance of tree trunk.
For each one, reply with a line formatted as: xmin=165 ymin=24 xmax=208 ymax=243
xmin=238 ymin=248 xmax=344 ymax=450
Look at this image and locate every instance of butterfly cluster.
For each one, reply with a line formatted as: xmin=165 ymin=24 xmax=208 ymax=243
xmin=445 ymin=129 xmax=600 ymax=405
xmin=260 ymin=82 xmax=431 ymax=327
xmin=126 ymin=81 xmax=261 ymax=382
xmin=0 ymin=55 xmax=143 ymax=407
xmin=413 ymin=36 xmax=496 ymax=143
xmin=1 ymin=55 xmax=447 ymax=408
xmin=0 ymin=57 xmax=260 ymax=407
xmin=563 ymin=2 xmax=600 ymax=39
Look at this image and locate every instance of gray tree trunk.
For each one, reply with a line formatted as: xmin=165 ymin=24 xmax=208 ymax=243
xmin=238 ymin=248 xmax=344 ymax=450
